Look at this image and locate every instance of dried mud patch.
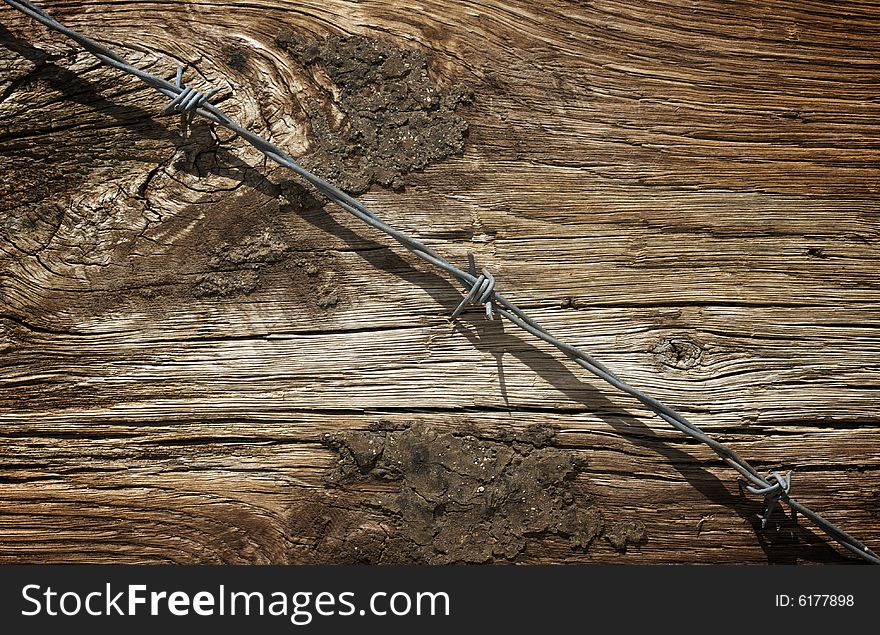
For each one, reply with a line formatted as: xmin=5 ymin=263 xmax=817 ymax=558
xmin=194 ymin=225 xmax=291 ymax=299
xmin=605 ymin=519 xmax=648 ymax=551
xmin=290 ymin=422 xmax=646 ymax=564
xmin=192 ymin=219 xmax=341 ymax=308
xmin=124 ymin=179 xmax=342 ymax=311
xmin=275 ymin=33 xmax=472 ymax=194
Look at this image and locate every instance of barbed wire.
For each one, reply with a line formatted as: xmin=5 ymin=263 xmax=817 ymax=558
xmin=3 ymin=0 xmax=877 ymax=564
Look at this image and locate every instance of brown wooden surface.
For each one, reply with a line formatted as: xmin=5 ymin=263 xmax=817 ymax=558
xmin=1 ymin=0 xmax=879 ymax=564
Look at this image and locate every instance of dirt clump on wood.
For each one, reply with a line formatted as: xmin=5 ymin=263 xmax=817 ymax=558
xmin=605 ymin=520 xmax=648 ymax=551
xmin=194 ymin=227 xmax=290 ymax=297
xmin=195 ymin=270 xmax=261 ymax=298
xmin=208 ymin=227 xmax=291 ymax=269
xmin=288 ymin=422 xmax=647 ymax=563
xmin=123 ymin=180 xmax=339 ymax=310
xmin=275 ymin=32 xmax=472 ymax=194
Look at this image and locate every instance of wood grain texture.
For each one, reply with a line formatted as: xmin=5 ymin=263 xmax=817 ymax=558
xmin=1 ymin=0 xmax=879 ymax=564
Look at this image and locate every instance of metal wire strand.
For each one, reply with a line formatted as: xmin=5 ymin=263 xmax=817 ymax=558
xmin=4 ymin=0 xmax=877 ymax=564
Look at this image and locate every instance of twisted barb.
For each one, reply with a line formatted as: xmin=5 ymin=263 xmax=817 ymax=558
xmin=4 ymin=0 xmax=878 ymax=564
xmin=162 ymin=66 xmax=221 ymax=135
xmin=452 ymin=252 xmax=496 ymax=320
xmin=745 ymin=471 xmax=792 ymax=529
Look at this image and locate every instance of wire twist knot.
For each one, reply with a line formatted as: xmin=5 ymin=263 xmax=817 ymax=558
xmin=745 ymin=470 xmax=792 ymax=528
xmin=452 ymin=252 xmax=496 ymax=320
xmin=162 ymin=66 xmax=220 ymax=128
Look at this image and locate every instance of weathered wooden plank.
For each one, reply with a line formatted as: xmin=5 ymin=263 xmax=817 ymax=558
xmin=1 ymin=411 xmax=877 ymax=563
xmin=3 ymin=306 xmax=879 ymax=424
xmin=1 ymin=0 xmax=879 ymax=563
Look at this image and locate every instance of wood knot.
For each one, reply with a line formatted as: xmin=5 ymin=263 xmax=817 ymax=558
xmin=224 ymin=46 xmax=248 ymax=71
xmin=653 ymin=336 xmax=704 ymax=370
